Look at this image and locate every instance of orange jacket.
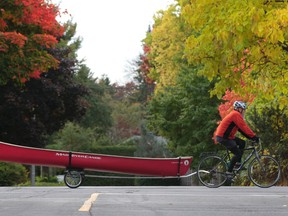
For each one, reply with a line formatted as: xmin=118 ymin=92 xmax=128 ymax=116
xmin=214 ymin=110 xmax=256 ymax=141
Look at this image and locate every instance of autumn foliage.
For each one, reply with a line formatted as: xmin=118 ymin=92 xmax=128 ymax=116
xmin=218 ymin=90 xmax=255 ymax=119
xmin=14 ymin=0 xmax=64 ymax=36
xmin=219 ymin=48 xmax=255 ymax=119
xmin=0 ymin=0 xmax=64 ymax=84
xmin=140 ymin=44 xmax=154 ymax=85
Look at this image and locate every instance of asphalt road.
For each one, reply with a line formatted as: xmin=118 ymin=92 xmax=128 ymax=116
xmin=0 ymin=186 xmax=287 ymax=216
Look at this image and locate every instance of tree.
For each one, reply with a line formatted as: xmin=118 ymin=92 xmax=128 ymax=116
xmin=147 ymin=68 xmax=220 ymax=164
xmin=182 ymin=0 xmax=288 ymax=106
xmin=105 ymin=82 xmax=145 ymax=143
xmin=144 ymin=4 xmax=190 ymax=92
xmin=139 ymin=3 xmax=221 ymax=163
xmin=247 ymin=103 xmax=288 ymax=185
xmin=0 ymin=21 xmax=89 ymax=148
xmin=47 ymin=121 xmax=96 ymax=152
xmin=0 ymin=0 xmax=64 ymax=85
xmin=177 ymin=0 xmax=288 ymax=182
xmin=76 ymin=66 xmax=113 ymax=136
xmin=130 ymin=43 xmax=156 ymax=104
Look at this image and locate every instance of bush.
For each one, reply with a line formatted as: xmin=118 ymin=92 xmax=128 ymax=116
xmin=36 ymin=176 xmax=58 ymax=183
xmin=0 ymin=162 xmax=28 ymax=186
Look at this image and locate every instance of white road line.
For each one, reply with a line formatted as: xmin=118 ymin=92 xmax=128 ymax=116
xmin=91 ymin=193 xmax=288 ymax=198
xmin=79 ymin=193 xmax=100 ymax=212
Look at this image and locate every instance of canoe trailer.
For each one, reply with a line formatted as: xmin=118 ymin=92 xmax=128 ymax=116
xmin=0 ymin=141 xmax=195 ymax=188
xmin=64 ymin=152 xmax=196 ymax=188
xmin=64 ymin=170 xmax=197 ymax=189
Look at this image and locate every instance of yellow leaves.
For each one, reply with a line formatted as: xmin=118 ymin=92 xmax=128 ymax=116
xmin=278 ymin=96 xmax=288 ymax=110
xmin=255 ymin=7 xmax=288 ymax=43
xmin=148 ymin=5 xmax=188 ymax=92
xmin=182 ymin=0 xmax=288 ymax=101
xmin=269 ymin=23 xmax=284 ymax=43
xmin=275 ymin=7 xmax=288 ymax=27
xmin=146 ymin=0 xmax=288 ymax=109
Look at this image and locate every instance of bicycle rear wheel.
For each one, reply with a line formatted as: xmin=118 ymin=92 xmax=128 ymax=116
xmin=64 ymin=170 xmax=84 ymax=189
xmin=197 ymin=155 xmax=227 ymax=188
xmin=248 ymin=155 xmax=281 ymax=188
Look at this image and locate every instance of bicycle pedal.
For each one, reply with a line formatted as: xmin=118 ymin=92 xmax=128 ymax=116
xmin=227 ymin=178 xmax=235 ymax=183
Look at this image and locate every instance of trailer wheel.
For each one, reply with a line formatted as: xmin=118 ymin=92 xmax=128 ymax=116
xmin=64 ymin=170 xmax=83 ymax=188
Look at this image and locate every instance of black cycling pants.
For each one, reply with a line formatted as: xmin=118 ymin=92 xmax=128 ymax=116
xmin=216 ymin=136 xmax=246 ymax=172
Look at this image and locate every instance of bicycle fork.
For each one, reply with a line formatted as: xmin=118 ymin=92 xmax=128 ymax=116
xmin=253 ymin=150 xmax=265 ymax=171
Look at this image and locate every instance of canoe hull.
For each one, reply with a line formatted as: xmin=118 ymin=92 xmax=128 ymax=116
xmin=0 ymin=141 xmax=192 ymax=176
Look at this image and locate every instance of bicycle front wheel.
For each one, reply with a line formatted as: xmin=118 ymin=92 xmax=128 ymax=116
xmin=248 ymin=155 xmax=281 ymax=188
xmin=197 ymin=155 xmax=227 ymax=188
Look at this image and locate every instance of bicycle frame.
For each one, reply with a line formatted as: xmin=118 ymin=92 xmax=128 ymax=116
xmin=222 ymin=141 xmax=262 ymax=173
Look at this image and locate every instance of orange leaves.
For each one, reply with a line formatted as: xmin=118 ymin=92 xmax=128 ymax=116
xmin=20 ymin=70 xmax=41 ymax=83
xmin=139 ymin=44 xmax=155 ymax=85
xmin=14 ymin=0 xmax=64 ymax=37
xmin=32 ymin=34 xmax=58 ymax=48
xmin=0 ymin=32 xmax=28 ymax=48
xmin=0 ymin=0 xmax=64 ymax=84
xmin=232 ymin=48 xmax=253 ymax=88
xmin=218 ymin=90 xmax=255 ymax=119
xmin=0 ymin=31 xmax=28 ymax=53
xmin=28 ymin=70 xmax=41 ymax=79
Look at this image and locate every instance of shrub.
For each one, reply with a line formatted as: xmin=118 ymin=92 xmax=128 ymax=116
xmin=0 ymin=162 xmax=28 ymax=186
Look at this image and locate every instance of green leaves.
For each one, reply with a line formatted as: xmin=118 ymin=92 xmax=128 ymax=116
xmin=147 ymin=68 xmax=220 ymax=162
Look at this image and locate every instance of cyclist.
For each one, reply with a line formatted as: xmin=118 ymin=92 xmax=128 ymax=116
xmin=214 ymin=101 xmax=259 ymax=176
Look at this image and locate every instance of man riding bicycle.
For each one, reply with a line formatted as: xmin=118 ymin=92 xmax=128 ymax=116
xmin=214 ymin=101 xmax=259 ymax=174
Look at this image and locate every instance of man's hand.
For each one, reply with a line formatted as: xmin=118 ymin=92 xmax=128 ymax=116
xmin=252 ymin=136 xmax=260 ymax=143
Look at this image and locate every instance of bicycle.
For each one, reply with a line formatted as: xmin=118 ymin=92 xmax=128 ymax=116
xmin=197 ymin=139 xmax=281 ymax=188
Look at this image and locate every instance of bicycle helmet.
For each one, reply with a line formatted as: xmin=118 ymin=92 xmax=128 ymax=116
xmin=233 ymin=101 xmax=247 ymax=110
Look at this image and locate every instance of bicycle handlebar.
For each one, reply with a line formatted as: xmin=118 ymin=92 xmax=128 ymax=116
xmin=249 ymin=139 xmax=262 ymax=151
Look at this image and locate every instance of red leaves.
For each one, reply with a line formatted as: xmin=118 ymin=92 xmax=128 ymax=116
xmin=143 ymin=44 xmax=151 ymax=54
xmin=139 ymin=44 xmax=155 ymax=85
xmin=0 ymin=18 xmax=7 ymax=31
xmin=14 ymin=0 xmax=64 ymax=36
xmin=217 ymin=48 xmax=257 ymax=119
xmin=0 ymin=32 xmax=28 ymax=48
xmin=32 ymin=34 xmax=58 ymax=48
xmin=0 ymin=0 xmax=64 ymax=84
xmin=29 ymin=70 xmax=41 ymax=79
xmin=20 ymin=70 xmax=41 ymax=83
xmin=232 ymin=48 xmax=253 ymax=88
xmin=218 ymin=90 xmax=255 ymax=119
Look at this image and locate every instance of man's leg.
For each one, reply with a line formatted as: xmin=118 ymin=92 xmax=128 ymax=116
xmin=235 ymin=137 xmax=246 ymax=162
xmin=221 ymin=139 xmax=242 ymax=172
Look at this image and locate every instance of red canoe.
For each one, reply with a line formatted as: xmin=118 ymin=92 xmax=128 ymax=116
xmin=0 ymin=141 xmax=192 ymax=177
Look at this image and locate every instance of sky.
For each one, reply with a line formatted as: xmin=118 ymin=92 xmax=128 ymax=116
xmin=52 ymin=0 xmax=174 ymax=84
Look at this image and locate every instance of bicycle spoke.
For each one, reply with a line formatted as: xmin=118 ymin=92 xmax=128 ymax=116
xmin=248 ymin=155 xmax=281 ymax=188
xmin=197 ymin=156 xmax=227 ymax=188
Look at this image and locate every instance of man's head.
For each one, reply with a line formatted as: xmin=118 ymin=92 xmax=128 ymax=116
xmin=233 ymin=101 xmax=247 ymax=114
